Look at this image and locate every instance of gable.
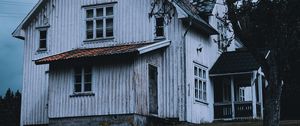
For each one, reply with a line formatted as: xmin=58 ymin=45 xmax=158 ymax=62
xmin=12 ymin=0 xmax=47 ymax=40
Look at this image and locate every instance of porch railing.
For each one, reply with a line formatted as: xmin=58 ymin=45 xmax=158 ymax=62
xmin=214 ymin=102 xmax=261 ymax=119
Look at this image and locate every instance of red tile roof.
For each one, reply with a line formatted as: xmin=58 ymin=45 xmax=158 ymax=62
xmin=35 ymin=42 xmax=153 ymax=64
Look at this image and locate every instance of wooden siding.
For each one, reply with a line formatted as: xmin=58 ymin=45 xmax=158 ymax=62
xmin=20 ymin=0 xmax=238 ymax=125
xmin=21 ymin=0 xmax=185 ymax=125
xmin=48 ymin=61 xmax=134 ymax=118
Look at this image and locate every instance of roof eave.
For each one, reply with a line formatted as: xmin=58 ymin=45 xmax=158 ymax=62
xmin=209 ymin=70 xmax=257 ymax=77
xmin=12 ymin=0 xmax=45 ymax=40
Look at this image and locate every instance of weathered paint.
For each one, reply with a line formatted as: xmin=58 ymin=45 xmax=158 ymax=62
xmin=19 ymin=0 xmax=240 ymax=125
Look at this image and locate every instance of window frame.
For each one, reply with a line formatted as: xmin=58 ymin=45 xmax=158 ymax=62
xmin=193 ymin=62 xmax=208 ymax=104
xmin=73 ymin=67 xmax=93 ymax=94
xmin=84 ymin=5 xmax=114 ymax=41
xmin=155 ymin=17 xmax=165 ymax=38
xmin=38 ymin=29 xmax=48 ymax=51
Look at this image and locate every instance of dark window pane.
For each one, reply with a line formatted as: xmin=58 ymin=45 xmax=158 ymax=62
xmin=39 ymin=40 xmax=47 ymax=49
xmin=106 ymin=28 xmax=113 ymax=37
xmin=156 ymin=18 xmax=164 ymax=37
xmin=194 ymin=67 xmax=197 ymax=76
xmin=84 ymin=83 xmax=92 ymax=92
xmin=75 ymin=75 xmax=81 ymax=83
xmin=86 ymin=30 xmax=93 ymax=39
xmin=96 ymin=29 xmax=103 ymax=38
xmin=106 ymin=7 xmax=113 ymax=16
xmin=75 ymin=84 xmax=81 ymax=92
xmin=85 ymin=74 xmax=92 ymax=83
xmin=75 ymin=67 xmax=81 ymax=75
xmin=96 ymin=8 xmax=103 ymax=17
xmin=199 ymin=69 xmax=202 ymax=78
xmin=106 ymin=18 xmax=113 ymax=37
xmin=96 ymin=20 xmax=103 ymax=28
xmin=86 ymin=9 xmax=93 ymax=18
xmin=86 ymin=21 xmax=93 ymax=30
xmin=96 ymin=20 xmax=103 ymax=38
xmin=203 ymin=70 xmax=206 ymax=79
xmin=195 ymin=79 xmax=198 ymax=88
xmin=85 ymin=67 xmax=92 ymax=74
xmin=195 ymin=89 xmax=198 ymax=98
xmin=40 ymin=31 xmax=47 ymax=39
xmin=203 ymin=82 xmax=206 ymax=91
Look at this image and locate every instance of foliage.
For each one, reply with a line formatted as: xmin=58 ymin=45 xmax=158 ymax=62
xmin=226 ymin=0 xmax=300 ymax=125
xmin=0 ymin=89 xmax=22 ymax=126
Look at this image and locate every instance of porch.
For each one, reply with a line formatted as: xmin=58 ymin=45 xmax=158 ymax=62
xmin=210 ymin=51 xmax=266 ymax=120
xmin=213 ymin=73 xmax=264 ymax=120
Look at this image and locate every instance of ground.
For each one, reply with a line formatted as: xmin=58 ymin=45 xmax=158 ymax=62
xmin=198 ymin=120 xmax=300 ymax=126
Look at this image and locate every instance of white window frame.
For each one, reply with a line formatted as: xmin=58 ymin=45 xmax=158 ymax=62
xmin=74 ymin=67 xmax=93 ymax=93
xmin=194 ymin=62 xmax=208 ymax=103
xmin=84 ymin=5 xmax=114 ymax=41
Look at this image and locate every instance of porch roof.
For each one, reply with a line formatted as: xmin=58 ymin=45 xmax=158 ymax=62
xmin=210 ymin=51 xmax=260 ymax=76
xmin=35 ymin=40 xmax=171 ymax=65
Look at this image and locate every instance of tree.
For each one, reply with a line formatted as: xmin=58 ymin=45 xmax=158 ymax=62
xmin=0 ymin=89 xmax=22 ymax=126
xmin=225 ymin=0 xmax=300 ymax=126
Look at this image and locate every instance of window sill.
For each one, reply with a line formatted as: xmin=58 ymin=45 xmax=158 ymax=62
xmin=70 ymin=92 xmax=95 ymax=97
xmin=195 ymin=100 xmax=209 ymax=105
xmin=154 ymin=36 xmax=166 ymax=41
xmin=36 ymin=48 xmax=48 ymax=53
xmin=83 ymin=37 xmax=115 ymax=43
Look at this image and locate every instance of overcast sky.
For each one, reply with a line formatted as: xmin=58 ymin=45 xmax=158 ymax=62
xmin=0 ymin=0 xmax=38 ymax=96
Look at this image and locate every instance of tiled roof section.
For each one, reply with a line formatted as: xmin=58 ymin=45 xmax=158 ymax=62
xmin=35 ymin=42 xmax=153 ymax=64
xmin=210 ymin=51 xmax=260 ymax=75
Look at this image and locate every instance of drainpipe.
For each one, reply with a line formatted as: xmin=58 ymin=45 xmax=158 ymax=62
xmin=182 ymin=20 xmax=192 ymax=121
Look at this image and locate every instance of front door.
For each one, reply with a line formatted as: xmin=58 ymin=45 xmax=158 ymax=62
xmin=149 ymin=65 xmax=158 ymax=115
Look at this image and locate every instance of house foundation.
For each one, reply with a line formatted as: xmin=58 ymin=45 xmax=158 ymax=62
xmin=49 ymin=114 xmax=180 ymax=126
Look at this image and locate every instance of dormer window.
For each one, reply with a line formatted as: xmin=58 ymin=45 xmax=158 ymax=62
xmin=155 ymin=17 xmax=165 ymax=38
xmin=39 ymin=30 xmax=47 ymax=51
xmin=85 ymin=6 xmax=114 ymax=40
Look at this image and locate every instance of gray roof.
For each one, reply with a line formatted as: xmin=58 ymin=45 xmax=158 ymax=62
xmin=192 ymin=0 xmax=217 ymax=14
xmin=173 ymin=0 xmax=218 ymax=34
xmin=210 ymin=51 xmax=260 ymax=75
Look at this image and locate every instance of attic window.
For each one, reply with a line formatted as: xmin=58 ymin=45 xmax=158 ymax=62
xmin=85 ymin=5 xmax=114 ymax=41
xmin=39 ymin=30 xmax=47 ymax=51
xmin=155 ymin=17 xmax=165 ymax=37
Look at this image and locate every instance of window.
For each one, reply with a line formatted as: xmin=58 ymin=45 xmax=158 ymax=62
xmin=39 ymin=30 xmax=47 ymax=50
xmin=194 ymin=63 xmax=208 ymax=103
xmin=85 ymin=6 xmax=114 ymax=40
xmin=155 ymin=17 xmax=164 ymax=37
xmin=74 ymin=67 xmax=92 ymax=93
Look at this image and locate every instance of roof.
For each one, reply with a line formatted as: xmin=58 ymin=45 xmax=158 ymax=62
xmin=173 ymin=0 xmax=218 ymax=35
xmin=35 ymin=40 xmax=171 ymax=65
xmin=13 ymin=0 xmax=217 ymax=39
xmin=210 ymin=51 xmax=260 ymax=76
xmin=12 ymin=0 xmax=45 ymax=39
xmin=192 ymin=0 xmax=216 ymax=14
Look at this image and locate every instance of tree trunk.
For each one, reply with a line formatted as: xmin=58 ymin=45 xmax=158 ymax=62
xmin=263 ymin=55 xmax=282 ymax=126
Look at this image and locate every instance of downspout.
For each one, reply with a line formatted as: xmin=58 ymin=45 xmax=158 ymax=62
xmin=183 ymin=20 xmax=192 ymax=120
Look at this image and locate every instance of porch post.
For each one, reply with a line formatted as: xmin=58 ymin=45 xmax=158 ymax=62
xmin=252 ymin=72 xmax=257 ymax=119
xmin=230 ymin=76 xmax=235 ymax=119
xmin=258 ymin=74 xmax=264 ymax=119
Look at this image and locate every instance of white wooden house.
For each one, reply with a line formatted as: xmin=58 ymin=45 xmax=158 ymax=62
xmin=12 ymin=0 xmax=265 ymax=125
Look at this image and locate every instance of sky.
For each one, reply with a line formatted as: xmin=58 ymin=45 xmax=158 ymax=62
xmin=0 ymin=0 xmax=38 ymax=96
